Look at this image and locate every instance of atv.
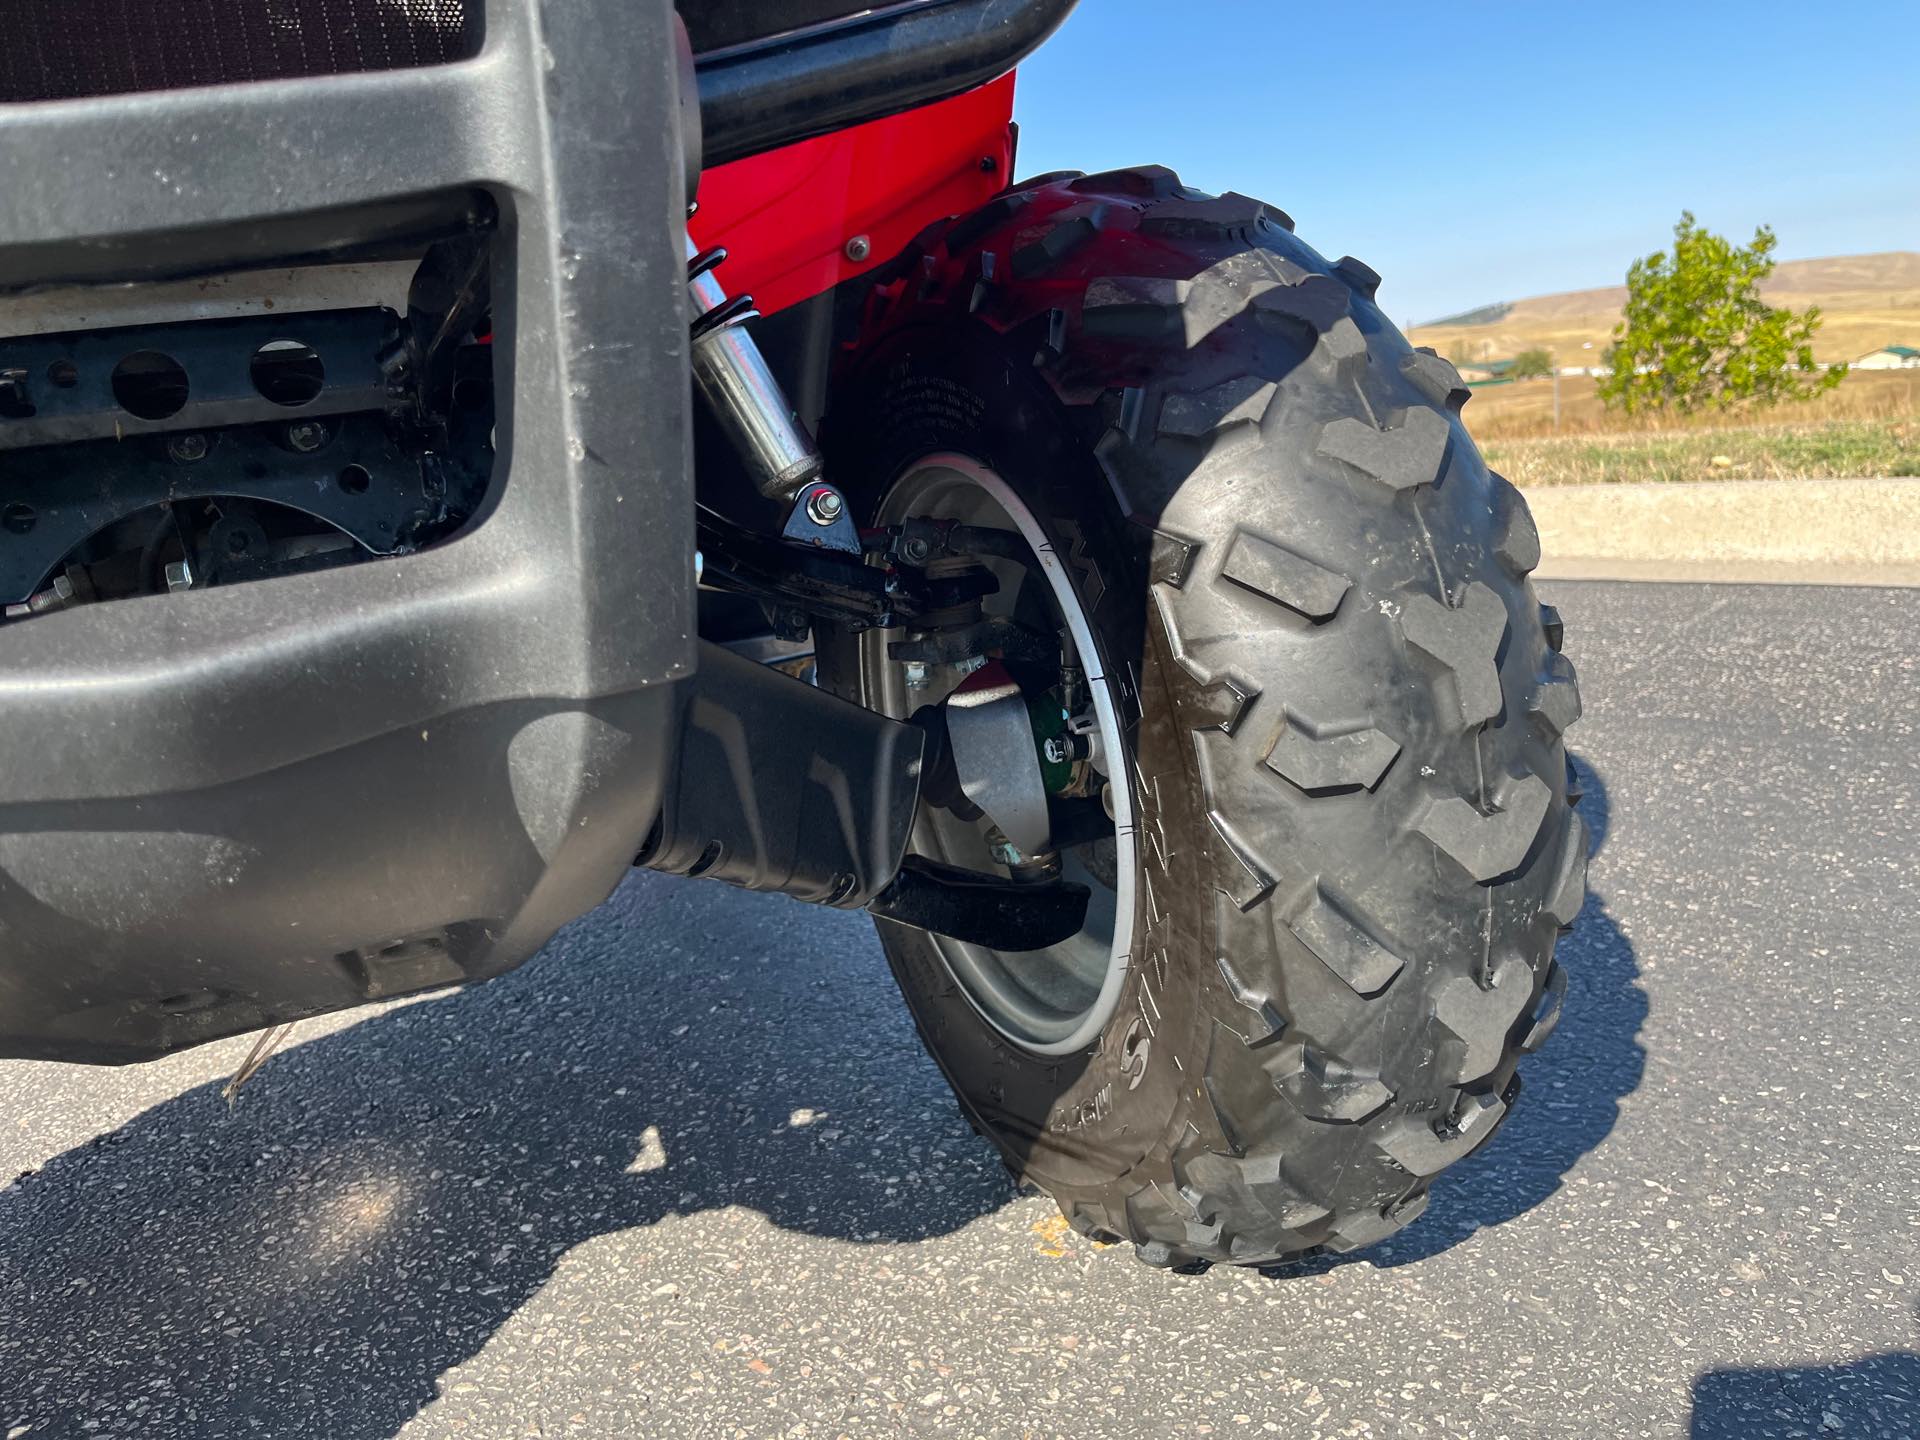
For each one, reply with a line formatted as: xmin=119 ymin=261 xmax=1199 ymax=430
xmin=0 ymin=0 xmax=1584 ymax=1268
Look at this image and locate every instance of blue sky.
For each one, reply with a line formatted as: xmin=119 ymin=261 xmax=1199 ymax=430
xmin=1012 ymin=1 xmax=1920 ymax=324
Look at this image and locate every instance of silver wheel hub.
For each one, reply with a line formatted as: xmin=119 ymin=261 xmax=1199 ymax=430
xmin=858 ymin=454 xmax=1136 ymax=1056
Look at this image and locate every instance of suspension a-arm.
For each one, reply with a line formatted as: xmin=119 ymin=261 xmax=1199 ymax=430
xmin=694 ymin=506 xmax=1009 ymax=631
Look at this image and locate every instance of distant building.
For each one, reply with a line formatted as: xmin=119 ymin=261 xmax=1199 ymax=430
xmin=1853 ymin=345 xmax=1920 ymax=369
xmin=1454 ymin=357 xmax=1605 ymax=383
xmin=1456 ymin=359 xmax=1513 ymax=384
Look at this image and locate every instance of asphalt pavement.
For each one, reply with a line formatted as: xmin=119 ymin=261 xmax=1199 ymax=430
xmin=2 ymin=580 xmax=1916 ymax=1439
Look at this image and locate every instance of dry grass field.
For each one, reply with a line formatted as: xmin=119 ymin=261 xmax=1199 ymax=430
xmin=1408 ymin=254 xmax=1920 ymax=485
xmin=1480 ymin=417 xmax=1919 ymax=488
xmin=1466 ymin=371 xmax=1920 ymax=487
xmin=1408 ymin=251 xmax=1920 ymax=369
xmin=1462 ymin=371 xmax=1920 ymax=488
xmin=1462 ymin=367 xmax=1920 ymax=440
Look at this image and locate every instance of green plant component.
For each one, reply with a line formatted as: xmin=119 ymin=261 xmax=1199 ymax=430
xmin=1510 ymin=347 xmax=1554 ymax=380
xmin=1600 ymin=212 xmax=1847 ymax=415
xmin=1027 ymin=691 xmax=1074 ymax=795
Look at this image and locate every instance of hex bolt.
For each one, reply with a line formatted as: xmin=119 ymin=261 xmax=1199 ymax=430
xmin=843 ymin=235 xmax=872 ymax=263
xmin=285 ymin=419 xmax=331 ymax=453
xmin=164 ymin=559 xmax=195 ymax=593
xmin=950 ymin=654 xmax=987 ymax=677
xmin=900 ymin=536 xmax=932 ymax=564
xmin=26 ymin=573 xmax=78 ymax=614
xmin=166 ymin=432 xmax=209 ymax=463
xmin=1043 ymin=735 xmax=1073 ymax=765
xmin=805 ymin=486 xmax=845 ymax=526
xmin=987 ymin=828 xmax=1024 ymax=868
xmin=903 ymin=660 xmax=929 ymax=691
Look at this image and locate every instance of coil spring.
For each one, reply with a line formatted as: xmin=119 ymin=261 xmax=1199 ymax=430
xmin=688 ymin=244 xmax=759 ymax=344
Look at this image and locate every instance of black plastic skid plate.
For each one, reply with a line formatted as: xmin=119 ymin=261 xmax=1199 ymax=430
xmin=640 ymin=642 xmax=922 ymax=908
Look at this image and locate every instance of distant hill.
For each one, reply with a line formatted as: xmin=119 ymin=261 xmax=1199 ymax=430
xmin=1423 ymin=300 xmax=1514 ymax=328
xmin=1409 ymin=252 xmax=1920 ymax=366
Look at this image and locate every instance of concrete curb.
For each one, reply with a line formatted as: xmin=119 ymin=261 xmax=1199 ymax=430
xmin=1526 ymin=477 xmax=1920 ymax=587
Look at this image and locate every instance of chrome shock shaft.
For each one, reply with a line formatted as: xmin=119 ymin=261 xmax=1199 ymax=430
xmin=686 ymin=234 xmax=823 ymax=502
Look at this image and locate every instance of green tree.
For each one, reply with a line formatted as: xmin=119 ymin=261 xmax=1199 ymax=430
xmin=1510 ymin=348 xmax=1554 ymax=380
xmin=1599 ymin=212 xmax=1845 ymax=414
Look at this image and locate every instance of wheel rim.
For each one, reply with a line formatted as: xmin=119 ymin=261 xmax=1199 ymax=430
xmin=857 ymin=454 xmax=1136 ymax=1056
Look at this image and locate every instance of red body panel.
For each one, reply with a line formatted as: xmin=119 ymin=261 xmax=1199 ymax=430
xmin=691 ymin=74 xmax=1017 ymax=316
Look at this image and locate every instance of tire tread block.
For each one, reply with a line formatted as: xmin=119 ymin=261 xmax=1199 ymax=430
xmin=1530 ymin=652 xmax=1583 ymax=737
xmin=1521 ymin=961 xmax=1569 ymax=1052
xmin=1542 ymin=810 xmax=1590 ymax=928
xmin=1417 ymin=773 xmax=1552 ymax=883
xmin=1275 ymin=1043 xmax=1395 ymax=1124
xmin=1084 ymin=254 xmax=1324 ymax=347
xmin=1333 ymin=255 xmax=1381 ymax=298
xmin=1148 ymin=528 xmax=1202 ymax=588
xmin=1322 ymin=1189 xmax=1428 ymax=1252
xmin=1214 ymin=963 xmax=1287 ymax=1053
xmin=1492 ymin=475 xmax=1542 ymax=576
xmin=1219 ymin=528 xmax=1350 ymax=620
xmin=1248 ymin=272 xmax=1353 ymax=334
xmin=1316 ymin=407 xmax=1450 ymax=491
xmin=1402 ymin=349 xmax=1471 ymax=412
xmin=1378 ymin=1090 xmax=1509 ymax=1177
xmin=1431 ymin=959 xmax=1534 ymax=1085
xmin=1399 ymin=583 xmax=1509 ymax=727
xmin=1011 ymin=212 xmax=1100 ymax=278
xmin=1159 ymin=376 xmax=1278 ymax=437
xmin=1287 ymin=883 xmax=1406 ymax=996
xmin=1207 ymin=809 xmax=1279 ymax=910
xmin=1264 ymin=712 xmax=1401 ymax=793
xmin=1142 ymin=190 xmax=1290 ymax=239
xmin=1070 ymin=165 xmax=1184 ymax=199
xmin=1540 ymin=603 xmax=1565 ymax=652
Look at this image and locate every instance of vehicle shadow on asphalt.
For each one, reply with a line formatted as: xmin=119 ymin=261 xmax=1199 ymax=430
xmin=0 ymin=872 xmax=1017 ymax=1440
xmin=0 ymin=759 xmax=1644 ymax=1438
xmin=1690 ymin=1351 xmax=1920 ymax=1438
xmin=1265 ymin=754 xmax=1648 ymax=1275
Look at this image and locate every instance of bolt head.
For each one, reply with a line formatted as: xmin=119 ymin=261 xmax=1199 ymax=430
xmin=843 ymin=235 xmax=872 ymax=263
xmin=286 ymin=420 xmax=330 ymax=453
xmin=166 ymin=433 xmax=209 ymax=463
xmin=903 ymin=660 xmax=929 ymax=690
xmin=901 ymin=536 xmax=931 ymax=564
xmin=988 ymin=837 xmax=1023 ymax=867
xmin=805 ymin=487 xmax=845 ymax=526
xmin=1042 ymin=736 xmax=1071 ymax=765
xmin=950 ymin=654 xmax=987 ymax=677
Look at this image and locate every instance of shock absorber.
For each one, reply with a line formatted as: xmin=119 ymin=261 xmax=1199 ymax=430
xmin=685 ymin=234 xmax=825 ymax=503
